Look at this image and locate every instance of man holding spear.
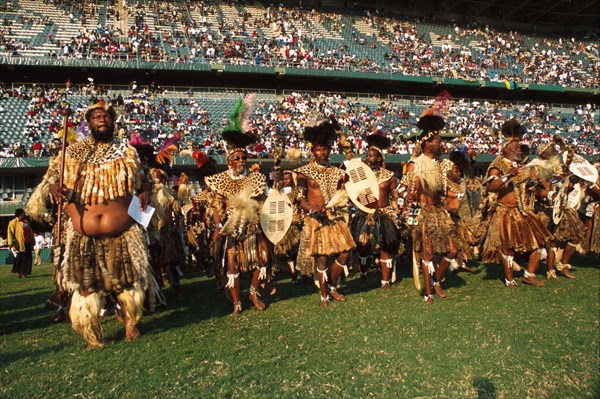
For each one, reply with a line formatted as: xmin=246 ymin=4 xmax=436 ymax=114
xmin=27 ymin=100 xmax=154 ymax=349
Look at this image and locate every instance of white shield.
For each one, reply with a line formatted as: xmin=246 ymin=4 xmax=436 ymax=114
xmin=564 ymin=152 xmax=599 ymax=183
xmin=260 ymin=189 xmax=293 ymax=245
xmin=344 ymin=158 xmax=380 ymax=214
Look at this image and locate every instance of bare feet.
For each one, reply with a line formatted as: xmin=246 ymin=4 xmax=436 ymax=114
xmin=559 ymin=268 xmax=576 ymax=279
xmin=522 ymin=276 xmax=545 ymax=287
xmin=86 ymin=341 xmax=105 ymax=350
xmin=231 ymin=301 xmax=242 ymax=316
xmin=329 ymin=288 xmax=346 ymax=302
xmin=433 ymin=282 xmax=447 ymax=298
xmin=249 ymin=289 xmax=266 ymax=310
xmin=125 ymin=324 xmax=141 ymax=342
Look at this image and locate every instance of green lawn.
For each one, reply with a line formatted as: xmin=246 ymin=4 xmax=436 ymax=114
xmin=1 ymin=256 xmax=598 ymax=399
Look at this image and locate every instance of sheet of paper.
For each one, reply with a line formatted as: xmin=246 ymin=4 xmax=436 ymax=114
xmin=128 ymin=195 xmax=155 ymax=229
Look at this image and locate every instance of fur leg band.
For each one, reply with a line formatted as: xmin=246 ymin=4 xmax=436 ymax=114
xmin=226 ymin=273 xmax=239 ymax=289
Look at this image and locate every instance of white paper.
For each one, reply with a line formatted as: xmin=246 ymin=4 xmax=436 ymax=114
xmin=128 ymin=195 xmax=155 ymax=229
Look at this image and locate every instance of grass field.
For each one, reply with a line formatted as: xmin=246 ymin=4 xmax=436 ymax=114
xmin=1 ymin=256 xmax=598 ymax=399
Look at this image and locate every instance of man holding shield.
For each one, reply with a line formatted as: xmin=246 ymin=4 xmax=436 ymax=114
xmin=351 ymin=132 xmax=402 ymax=289
xmin=295 ymin=118 xmax=356 ymax=307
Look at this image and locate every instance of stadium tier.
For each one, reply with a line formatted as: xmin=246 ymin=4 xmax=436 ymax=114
xmin=0 ymin=0 xmax=598 ymax=88
xmin=0 ymin=0 xmax=598 ymax=215
xmin=0 ymin=85 xmax=597 ymax=159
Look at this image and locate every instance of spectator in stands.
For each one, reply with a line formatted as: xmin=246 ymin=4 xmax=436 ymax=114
xmin=32 ymin=142 xmax=43 ymax=157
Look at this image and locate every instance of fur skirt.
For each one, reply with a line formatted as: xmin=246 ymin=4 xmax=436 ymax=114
xmin=157 ymin=224 xmax=187 ymax=266
xmin=272 ymin=225 xmax=300 ymax=272
xmin=296 ymin=210 xmax=356 ymax=276
xmin=590 ymin=206 xmax=600 ymax=254
xmin=454 ymin=218 xmax=478 ymax=263
xmin=554 ymin=208 xmax=588 ymax=250
xmin=226 ymin=231 xmax=269 ymax=273
xmin=274 ymin=224 xmax=300 ymax=257
xmin=63 ymin=222 xmax=152 ymax=294
xmin=350 ymin=207 xmax=402 ymax=254
xmin=411 ymin=205 xmax=455 ymax=263
xmin=482 ymin=205 xmax=553 ymax=264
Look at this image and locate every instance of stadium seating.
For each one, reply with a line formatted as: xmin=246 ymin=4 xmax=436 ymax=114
xmin=1 ymin=0 xmax=598 ymax=87
xmin=0 ymin=84 xmax=596 ymax=161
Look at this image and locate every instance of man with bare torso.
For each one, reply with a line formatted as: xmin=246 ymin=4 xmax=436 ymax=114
xmin=33 ymin=100 xmax=153 ymax=348
xmin=481 ymin=119 xmax=553 ymax=288
xmin=295 ymin=120 xmax=356 ymax=307
xmin=400 ymin=110 xmax=458 ymax=303
xmin=351 ymin=134 xmax=402 ymax=289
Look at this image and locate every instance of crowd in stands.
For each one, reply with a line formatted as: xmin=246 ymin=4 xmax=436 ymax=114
xmin=0 ymin=83 xmax=597 ymax=159
xmin=1 ymin=1 xmax=598 ymax=88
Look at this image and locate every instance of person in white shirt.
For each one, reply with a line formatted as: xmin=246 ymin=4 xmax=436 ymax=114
xmin=33 ymin=232 xmax=45 ymax=265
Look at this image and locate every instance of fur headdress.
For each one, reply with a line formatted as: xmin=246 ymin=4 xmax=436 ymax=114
xmin=413 ymin=108 xmax=445 ymax=157
xmin=223 ymin=95 xmax=257 ymax=159
xmin=303 ymin=115 xmax=337 ymax=148
xmin=448 ymin=149 xmax=469 ymax=173
xmin=84 ymin=99 xmax=116 ymax=122
xmin=500 ymin=119 xmax=525 ymax=151
xmin=365 ymin=131 xmax=391 ymax=154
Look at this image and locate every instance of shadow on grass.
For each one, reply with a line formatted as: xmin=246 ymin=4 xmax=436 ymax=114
xmin=481 ymin=262 xmax=505 ymax=283
xmin=567 ymin=253 xmax=600 ymax=269
xmin=473 ymin=377 xmax=497 ymax=399
xmin=0 ymin=291 xmax=54 ymax=336
xmin=0 ymin=286 xmax=46 ymax=297
xmin=1 ymin=344 xmax=66 ymax=366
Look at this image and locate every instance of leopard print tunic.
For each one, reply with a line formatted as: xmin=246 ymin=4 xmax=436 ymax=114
xmin=375 ymin=167 xmax=395 ymax=184
xmin=295 ymin=161 xmax=345 ymax=204
xmin=47 ymin=138 xmax=142 ymax=205
xmin=204 ymin=170 xmax=266 ymax=199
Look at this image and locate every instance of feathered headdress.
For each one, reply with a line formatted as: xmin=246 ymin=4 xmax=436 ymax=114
xmin=131 ymin=133 xmax=180 ymax=169
xmin=222 ymin=94 xmax=257 ymax=159
xmin=173 ymin=172 xmax=190 ymax=204
xmin=155 ymin=135 xmax=179 ymax=165
xmin=500 ymin=119 xmax=525 ymax=151
xmin=192 ymin=150 xmax=210 ymax=168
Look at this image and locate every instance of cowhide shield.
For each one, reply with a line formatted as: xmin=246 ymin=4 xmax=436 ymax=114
xmin=344 ymin=158 xmax=379 ymax=214
xmin=260 ymin=189 xmax=293 ymax=245
xmin=568 ymin=154 xmax=599 ymax=183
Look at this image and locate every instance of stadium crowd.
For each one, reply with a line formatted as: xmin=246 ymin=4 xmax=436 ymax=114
xmin=1 ymin=1 xmax=598 ymax=88
xmin=0 ymin=83 xmax=597 ymax=159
